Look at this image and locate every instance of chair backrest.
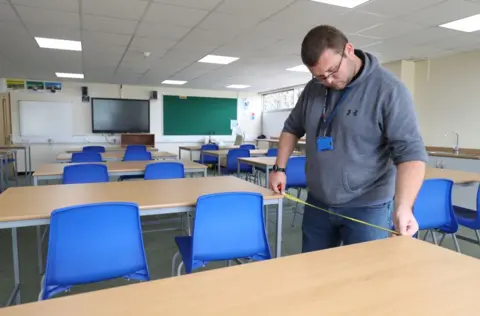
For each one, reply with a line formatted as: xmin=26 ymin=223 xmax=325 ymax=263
xmin=71 ymin=152 xmax=102 ymax=163
xmin=226 ymin=148 xmax=251 ymax=172
xmin=123 ymin=150 xmax=152 ymax=162
xmin=126 ymin=144 xmax=147 ymax=152
xmin=413 ymin=179 xmax=458 ymax=231
xmin=62 ymin=164 xmax=109 ymax=184
xmin=144 ymin=162 xmax=185 ymax=180
xmin=82 ymin=146 xmax=105 ymax=153
xmin=200 ymin=144 xmax=219 ymax=163
xmin=239 ymin=144 xmax=256 ymax=150
xmin=192 ymin=192 xmax=271 ymax=262
xmin=266 ymin=148 xmax=278 ymax=157
xmin=42 ymin=202 xmax=150 ymax=300
xmin=286 ymin=156 xmax=307 ymax=188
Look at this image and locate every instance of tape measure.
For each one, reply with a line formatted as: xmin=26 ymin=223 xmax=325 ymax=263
xmin=283 ymin=192 xmax=400 ymax=236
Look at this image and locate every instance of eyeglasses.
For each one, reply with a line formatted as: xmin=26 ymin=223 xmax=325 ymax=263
xmin=315 ymin=47 xmax=346 ymax=82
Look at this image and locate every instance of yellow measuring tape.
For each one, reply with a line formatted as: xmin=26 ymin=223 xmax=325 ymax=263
xmin=283 ymin=193 xmax=400 ymax=236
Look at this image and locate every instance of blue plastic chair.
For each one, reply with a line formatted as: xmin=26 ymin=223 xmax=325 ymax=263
xmin=412 ymin=179 xmax=460 ymax=252
xmin=194 ymin=144 xmax=219 ymax=165
xmin=123 ymin=150 xmax=152 ymax=162
xmin=239 ymin=144 xmax=256 ymax=150
xmin=220 ymin=148 xmax=252 ymax=175
xmin=82 ymin=146 xmax=105 ymax=153
xmin=144 ymin=162 xmax=185 ymax=180
xmin=172 ymin=192 xmax=271 ymax=275
xmin=286 ymin=157 xmax=307 ymax=227
xmin=62 ymin=164 xmax=109 ymax=184
xmin=71 ymin=152 xmax=102 ymax=163
xmin=126 ymin=145 xmax=147 ymax=152
xmin=39 ymin=202 xmax=150 ymax=300
xmin=454 ymin=185 xmax=480 ymax=244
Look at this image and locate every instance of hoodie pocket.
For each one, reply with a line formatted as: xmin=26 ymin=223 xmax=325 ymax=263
xmin=342 ymin=168 xmax=375 ymax=193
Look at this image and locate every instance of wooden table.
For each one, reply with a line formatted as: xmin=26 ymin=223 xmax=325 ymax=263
xmin=66 ymin=147 xmax=159 ymax=153
xmin=178 ymin=145 xmax=239 ymax=160
xmin=425 ymin=167 xmax=480 ymax=184
xmin=3 ymin=237 xmax=480 ymax=315
xmin=56 ymin=151 xmax=177 ymax=162
xmin=33 ymin=160 xmax=208 ymax=185
xmin=0 ymin=176 xmax=283 ymax=306
xmin=203 ymin=149 xmax=270 ymax=174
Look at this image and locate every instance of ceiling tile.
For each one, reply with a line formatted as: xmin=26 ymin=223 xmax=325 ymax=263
xmin=136 ymin=21 xmax=191 ymax=39
xmin=82 ymin=0 xmax=149 ymax=20
xmin=197 ymin=12 xmax=262 ymax=35
xmin=0 ymin=4 xmax=19 ymax=21
xmin=269 ymin=1 xmax=347 ymax=27
xmin=335 ymin=10 xmax=390 ymax=33
xmin=129 ymin=36 xmax=177 ymax=56
xmin=357 ymin=20 xmax=427 ymax=39
xmin=83 ymin=50 xmax=123 ymax=68
xmin=181 ymin=29 xmax=232 ymax=47
xmin=11 ymin=0 xmax=79 ymax=13
xmin=82 ymin=31 xmax=132 ymax=46
xmin=401 ymin=0 xmax=480 ymax=26
xmin=82 ymin=14 xmax=138 ymax=35
xmin=168 ymin=62 xmax=222 ymax=81
xmin=216 ymin=0 xmax=296 ymax=19
xmin=254 ymin=20 xmax=313 ymax=41
xmin=358 ymin=0 xmax=445 ymax=17
xmin=152 ymin=0 xmax=222 ymax=10
xmin=26 ymin=24 xmax=81 ymax=41
xmin=424 ymin=33 xmax=480 ymax=50
xmin=82 ymin=42 xmax=126 ymax=55
xmin=143 ymin=3 xmax=209 ymax=27
xmin=347 ymin=34 xmax=382 ymax=48
xmin=389 ymin=27 xmax=465 ymax=46
xmin=16 ymin=5 xmax=80 ymax=28
xmin=212 ymin=35 xmax=279 ymax=58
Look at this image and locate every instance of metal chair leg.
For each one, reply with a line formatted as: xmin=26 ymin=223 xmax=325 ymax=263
xmin=475 ymin=230 xmax=480 ymax=245
xmin=171 ymin=251 xmax=180 ymax=276
xmin=452 ymin=234 xmax=461 ymax=253
xmin=431 ymin=230 xmax=438 ymax=245
xmin=177 ymin=261 xmax=184 ymax=276
xmin=38 ymin=275 xmax=45 ymax=301
xmin=438 ymin=232 xmax=446 ymax=246
xmin=423 ymin=230 xmax=430 ymax=241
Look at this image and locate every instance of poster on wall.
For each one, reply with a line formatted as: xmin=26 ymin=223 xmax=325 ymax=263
xmin=26 ymin=80 xmax=45 ymax=91
xmin=45 ymin=82 xmax=62 ymax=91
xmin=6 ymin=78 xmax=25 ymax=89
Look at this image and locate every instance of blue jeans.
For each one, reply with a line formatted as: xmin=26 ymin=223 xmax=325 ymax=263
xmin=302 ymin=194 xmax=393 ymax=253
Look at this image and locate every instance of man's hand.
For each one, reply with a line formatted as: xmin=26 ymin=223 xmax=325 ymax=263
xmin=270 ymin=172 xmax=286 ymax=194
xmin=393 ymin=205 xmax=419 ymax=236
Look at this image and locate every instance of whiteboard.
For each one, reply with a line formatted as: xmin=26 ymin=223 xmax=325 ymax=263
xmin=19 ymin=101 xmax=73 ymax=137
xmin=262 ymin=109 xmax=291 ymax=137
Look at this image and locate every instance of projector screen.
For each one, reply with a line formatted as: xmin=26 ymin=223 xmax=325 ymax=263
xmin=91 ymin=98 xmax=150 ymax=133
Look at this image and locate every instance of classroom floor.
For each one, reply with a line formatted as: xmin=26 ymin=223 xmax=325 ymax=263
xmin=1 ymin=175 xmax=480 ymax=305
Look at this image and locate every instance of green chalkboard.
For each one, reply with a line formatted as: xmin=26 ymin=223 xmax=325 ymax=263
xmin=163 ymin=95 xmax=237 ymax=136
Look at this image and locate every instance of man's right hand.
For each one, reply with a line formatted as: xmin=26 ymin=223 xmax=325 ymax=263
xmin=270 ymin=171 xmax=286 ymax=194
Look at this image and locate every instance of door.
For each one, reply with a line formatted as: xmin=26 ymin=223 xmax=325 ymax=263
xmin=0 ymin=93 xmax=12 ymax=145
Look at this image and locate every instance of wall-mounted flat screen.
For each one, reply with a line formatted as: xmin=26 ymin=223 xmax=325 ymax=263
xmin=91 ymin=98 xmax=150 ymax=133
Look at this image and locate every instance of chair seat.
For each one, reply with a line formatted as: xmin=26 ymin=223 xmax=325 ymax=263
xmin=175 ymin=236 xmax=205 ymax=274
xmin=454 ymin=205 xmax=480 ymax=229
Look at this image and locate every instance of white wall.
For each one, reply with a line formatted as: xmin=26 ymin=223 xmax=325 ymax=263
xmin=9 ymin=81 xmax=261 ymax=170
xmin=414 ymin=50 xmax=480 ymax=148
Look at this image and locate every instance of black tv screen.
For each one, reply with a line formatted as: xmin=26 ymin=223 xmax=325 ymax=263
xmin=91 ymin=98 xmax=150 ymax=133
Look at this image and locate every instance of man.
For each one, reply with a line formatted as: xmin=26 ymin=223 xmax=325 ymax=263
xmin=270 ymin=25 xmax=427 ymax=252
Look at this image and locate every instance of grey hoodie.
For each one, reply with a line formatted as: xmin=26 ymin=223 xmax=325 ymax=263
xmin=283 ymin=50 xmax=427 ymax=208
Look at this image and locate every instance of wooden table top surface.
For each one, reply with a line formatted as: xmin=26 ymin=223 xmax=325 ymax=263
xmin=0 ymin=176 xmax=279 ymax=222
xmin=0 ymin=144 xmax=28 ymax=149
xmin=66 ymin=147 xmax=158 ymax=153
xmin=425 ymin=167 xmax=480 ymax=183
xmin=257 ymin=138 xmax=306 ymax=144
xmin=179 ymin=145 xmax=239 ymax=151
xmin=1 ymin=237 xmax=479 ymax=316
xmin=203 ymin=149 xmax=268 ymax=157
xmin=33 ymin=160 xmax=207 ymax=177
xmin=56 ymin=151 xmax=177 ymax=161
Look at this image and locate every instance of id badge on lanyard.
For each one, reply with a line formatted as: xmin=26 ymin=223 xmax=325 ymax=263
xmin=316 ymin=89 xmax=350 ymax=152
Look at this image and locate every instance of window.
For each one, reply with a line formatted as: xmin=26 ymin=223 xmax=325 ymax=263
xmin=262 ymin=84 xmax=306 ymax=111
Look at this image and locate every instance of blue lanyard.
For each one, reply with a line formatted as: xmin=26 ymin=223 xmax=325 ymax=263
xmin=317 ymin=88 xmax=350 ymax=136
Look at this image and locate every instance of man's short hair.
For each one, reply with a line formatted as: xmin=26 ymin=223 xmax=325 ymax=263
xmin=301 ymin=25 xmax=349 ymax=67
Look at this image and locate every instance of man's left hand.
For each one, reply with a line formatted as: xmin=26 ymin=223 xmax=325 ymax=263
xmin=393 ymin=205 xmax=419 ymax=236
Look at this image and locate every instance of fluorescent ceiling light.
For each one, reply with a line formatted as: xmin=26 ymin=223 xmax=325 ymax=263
xmin=198 ymin=55 xmax=239 ymax=64
xmin=439 ymin=14 xmax=480 ymax=32
xmin=162 ymin=80 xmax=187 ymax=85
xmin=35 ymin=37 xmax=82 ymax=51
xmin=227 ymin=84 xmax=250 ymax=89
xmin=55 ymin=72 xmax=84 ymax=79
xmin=286 ymin=65 xmax=310 ymax=73
xmin=310 ymin=0 xmax=371 ymax=8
